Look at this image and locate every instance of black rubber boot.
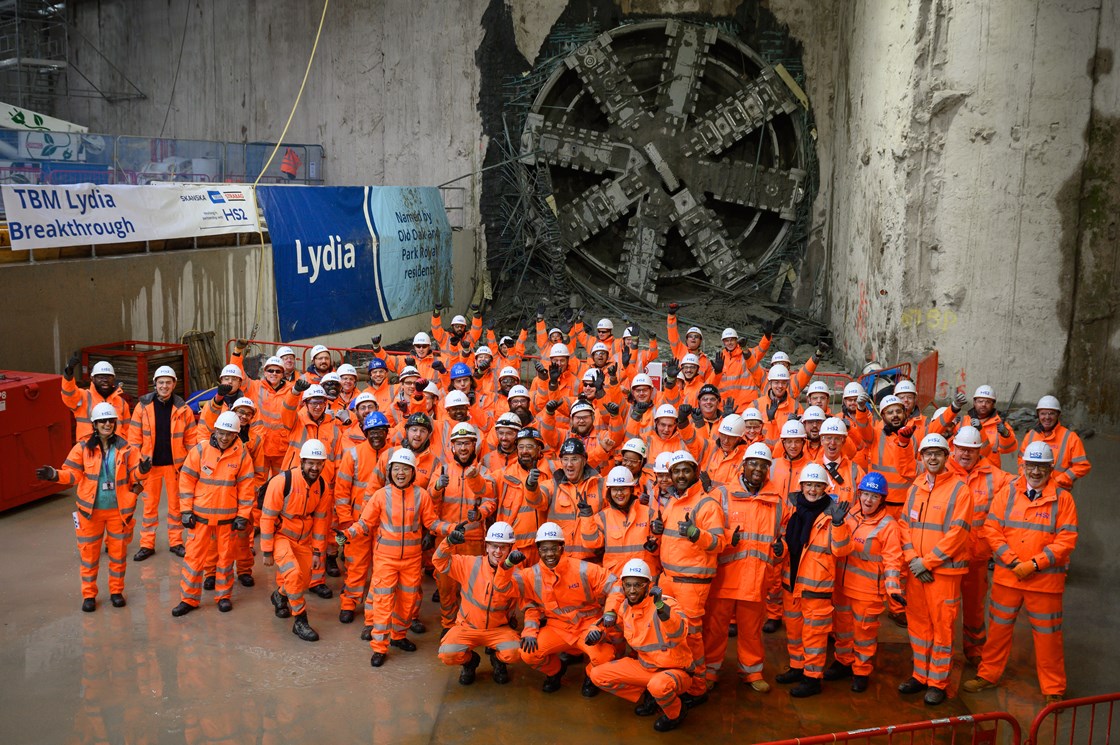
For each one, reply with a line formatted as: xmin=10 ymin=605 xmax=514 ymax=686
xmin=634 ymin=691 xmax=659 ymax=716
xmin=292 ymin=612 xmax=319 ymax=642
xmin=110 ymin=594 xmax=126 ymax=608
xmin=171 ymin=602 xmax=194 ymax=617
xmin=203 ymin=576 xmax=216 ymax=591
xmin=81 ymin=598 xmax=96 ymax=613
xmin=339 ymin=609 xmax=355 ymax=624
xmin=459 ymin=651 xmax=481 ymax=685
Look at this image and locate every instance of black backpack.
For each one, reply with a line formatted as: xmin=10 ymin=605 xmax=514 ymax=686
xmin=256 ymin=469 xmax=326 ymax=510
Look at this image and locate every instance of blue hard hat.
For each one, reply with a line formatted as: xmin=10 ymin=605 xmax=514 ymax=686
xmin=367 ymin=357 xmax=387 ymax=371
xmin=450 ymin=362 xmax=472 ymax=380
xmin=857 ymin=472 xmax=888 ymax=497
xmin=362 ymin=412 xmax=390 ymax=430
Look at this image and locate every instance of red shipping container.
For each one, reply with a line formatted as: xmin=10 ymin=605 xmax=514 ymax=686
xmin=0 ymin=371 xmax=73 ymax=512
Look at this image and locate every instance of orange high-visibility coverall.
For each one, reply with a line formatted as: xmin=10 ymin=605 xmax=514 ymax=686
xmin=590 ymin=594 xmax=694 ymax=719
xmin=704 ymin=479 xmax=785 ymax=684
xmin=782 ymin=506 xmax=853 ymax=678
xmin=658 ymin=480 xmax=728 ymax=694
xmin=817 ymin=456 xmax=865 ymax=506
xmin=227 ymin=350 xmax=298 ymax=474
xmin=979 ymin=478 xmax=1078 ymax=696
xmin=430 ymin=460 xmax=497 ymax=629
xmin=334 ymin=440 xmax=387 ymax=612
xmin=899 ymin=472 xmax=972 ymax=691
xmin=433 ymin=537 xmax=522 ymax=666
xmin=548 ymin=467 xmax=607 ymax=544
xmin=260 ymin=468 xmax=330 ymax=617
xmin=514 ymin=554 xmax=619 ymax=677
xmin=1019 ymin=425 xmax=1091 ymax=491
xmin=496 ymin=463 xmax=551 ymax=566
xmin=177 ymin=438 xmax=255 ymax=606
xmin=715 ymin=340 xmax=770 ymax=410
xmin=572 ymin=499 xmax=661 ymax=576
xmin=964 ymin=410 xmax=1018 ymax=468
xmin=57 ymin=434 xmax=142 ymax=599
xmin=345 ymin=483 xmax=438 ymax=653
xmin=127 ymin=391 xmax=199 ymax=551
xmin=702 ymin=443 xmax=747 ymax=488
xmin=666 ymin=314 xmax=713 ymax=378
xmin=833 ymin=508 xmax=903 ymax=675
xmin=765 ymin=452 xmax=804 ymax=622
xmin=947 ymin=458 xmax=1011 ymax=660
xmin=863 ymin=423 xmax=918 ymax=616
xmin=371 ymin=445 xmax=437 ymax=491
xmin=61 ymin=377 xmax=130 ymax=442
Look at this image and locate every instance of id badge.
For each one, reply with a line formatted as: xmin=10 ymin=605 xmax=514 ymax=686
xmin=72 ymin=511 xmax=81 ymax=530
xmin=909 ymin=509 xmax=920 ymax=521
xmin=101 ymin=480 xmax=113 ymax=492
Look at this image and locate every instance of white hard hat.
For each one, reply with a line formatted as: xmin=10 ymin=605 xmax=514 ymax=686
xmin=498 ymin=366 xmax=520 ymax=380
xmin=1036 ymin=395 xmax=1061 ymax=412
xmin=821 ymin=417 xmax=848 ymax=436
xmin=591 ymin=342 xmax=610 ymax=355
xmin=879 ymin=395 xmax=905 ymax=412
xmin=596 ymin=318 xmax=613 ymax=331
xmin=799 ymin=462 xmax=829 ymax=484
xmin=263 ymin=356 xmax=285 ymax=371
xmin=653 ymin=451 xmax=674 ymax=474
xmin=718 ymin=414 xmax=746 ymax=438
xmin=919 ymin=433 xmax=950 ymax=452
xmin=655 ymin=404 xmax=678 ymax=420
xmin=686 ymin=326 xmax=703 ymax=337
xmin=631 ymin=373 xmax=653 ymax=388
xmin=895 ymin=380 xmax=917 ymax=395
xmin=451 ymin=314 xmax=468 ymax=327
xmin=569 ymin=401 xmax=595 ymax=417
xmin=412 ymin=332 xmax=431 ymax=346
xmin=681 ymin=353 xmax=700 ymax=367
xmin=421 ymin=386 xmax=442 ymax=399
xmin=581 ymin=368 xmax=600 ymax=382
xmin=621 ymin=438 xmax=648 ymax=458
xmin=507 ymin=385 xmax=530 ymax=399
xmin=301 ymin=384 xmax=328 ymax=401
xmin=669 ymin=450 xmax=697 ymax=466
xmin=549 ymin=343 xmax=570 ymax=358
xmin=953 ymin=425 xmax=984 ymax=448
xmin=767 ymin=366 xmax=790 ymax=382
xmin=398 ymin=366 xmax=421 ymax=380
xmin=444 ymin=390 xmax=471 ymax=408
xmin=843 ymin=382 xmax=866 ymax=399
xmin=933 ymin=406 xmax=949 ymax=422
xmin=485 ymin=521 xmax=516 ymax=544
xmin=807 ymin=380 xmax=830 ymax=396
xmin=474 ymin=346 xmax=493 ymax=358
xmin=802 ymin=406 xmax=827 ymax=422
xmin=721 ymin=328 xmax=739 ymax=340
xmin=214 ymin=411 xmax=242 ymax=433
xmin=606 ymin=465 xmax=636 ymax=487
xmin=448 ymin=422 xmax=478 ymax=441
xmin=744 ymin=442 xmax=773 ymax=463
xmin=620 ymin=558 xmax=652 ymax=581
xmin=388 ymin=449 xmax=417 ymax=469
xmin=622 ymin=327 xmax=633 ymax=339
xmin=153 ymin=365 xmax=177 ymax=381
xmin=548 ymin=327 xmax=563 ymax=337
xmin=771 ymin=351 xmax=791 ymax=365
xmin=780 ymin=420 xmax=806 ymax=439
xmin=219 ymin=364 xmax=243 ymax=380
xmin=495 ymin=413 xmax=522 ymax=430
xmin=337 ymin=363 xmax=358 ymax=378
xmin=299 ymin=439 xmax=327 ymax=460
xmin=352 ymin=391 xmax=377 ymax=408
xmin=320 ymin=372 xmax=342 ymax=385
xmin=742 ymin=407 xmax=763 ymax=422
xmin=232 ymin=396 xmax=256 ymax=411
xmin=310 ymin=344 xmax=330 ymax=358
xmin=276 ymin=346 xmax=296 ymax=358
xmin=91 ymin=361 xmax=115 ymax=377
xmin=1023 ymin=442 xmax=1055 ymax=464
xmin=90 ymin=402 xmax=118 ymax=422
xmin=973 ymin=385 xmax=996 ymax=401
xmin=535 ymin=522 xmax=565 ymax=543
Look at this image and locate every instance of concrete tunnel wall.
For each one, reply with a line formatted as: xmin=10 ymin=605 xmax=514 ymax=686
xmin=48 ymin=0 xmax=1120 ymax=423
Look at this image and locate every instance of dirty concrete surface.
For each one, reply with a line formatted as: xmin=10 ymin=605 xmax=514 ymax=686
xmin=1 ymin=427 xmax=1116 ymax=744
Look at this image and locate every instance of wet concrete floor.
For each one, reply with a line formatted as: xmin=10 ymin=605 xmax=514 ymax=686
xmin=2 ymin=430 xmax=1118 ymax=744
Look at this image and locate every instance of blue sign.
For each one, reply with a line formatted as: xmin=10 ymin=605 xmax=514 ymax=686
xmin=258 ymin=186 xmax=452 ymax=341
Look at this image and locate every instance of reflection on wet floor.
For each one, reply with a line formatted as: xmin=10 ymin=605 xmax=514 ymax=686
xmin=3 ymin=434 xmax=1119 ymax=744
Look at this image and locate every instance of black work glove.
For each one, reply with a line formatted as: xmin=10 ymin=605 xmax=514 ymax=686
xmin=678 ymin=511 xmax=700 ymax=542
xmin=712 ymin=351 xmax=725 ymax=375
xmin=606 ymin=362 xmax=618 ymax=381
xmin=604 ymin=402 xmax=620 ymax=417
xmin=760 ymin=319 xmax=775 ymax=339
xmin=64 ymin=353 xmax=80 ymax=379
xmin=431 ymin=360 xmax=446 ymax=375
xmin=526 ymin=468 xmax=540 ymax=491
xmin=181 ymin=511 xmax=196 ymax=529
xmin=650 ymin=510 xmax=664 ymax=536
xmin=997 ymin=416 xmax=1011 ymax=437
xmin=621 ymin=344 xmax=632 ymax=368
xmin=676 ymin=404 xmax=692 ymax=428
xmin=534 ymin=361 xmax=548 ymax=381
xmin=548 ymin=363 xmax=562 ymax=388
xmin=216 ymin=383 xmax=233 ymax=400
xmin=293 ymin=379 xmax=311 ymax=393
xmin=630 ymin=400 xmax=653 ymax=422
xmin=476 ymin=357 xmax=491 ymax=373
xmin=503 ymin=549 xmax=526 ymax=568
xmin=826 ymin=500 xmax=850 ymax=526
xmin=690 ymin=407 xmax=704 ymax=428
xmin=816 ymin=339 xmax=831 ymax=358
xmin=469 ymin=303 xmax=480 ymax=318
xmin=772 ymin=537 xmax=784 ymax=558
xmin=765 ymin=397 xmax=780 ymax=421
xmin=723 ymin=398 xmax=735 ymax=416
xmin=585 ymin=627 xmax=603 ymax=645
xmin=138 ymin=456 xmax=152 ymax=475
xmin=535 ymin=303 xmax=545 ymax=321
xmin=699 ymin=471 xmax=713 ymax=492
xmin=545 ymin=400 xmax=563 ymax=415
xmin=521 ymin=636 xmax=538 ymax=654
xmin=731 ymin=526 xmax=743 ymax=547
xmin=890 ymin=593 xmax=907 ymax=607
xmin=404 ymin=355 xmax=417 ymax=367
xmin=643 ymin=534 xmax=658 ymax=552
xmin=232 ymin=516 xmax=249 ymax=532
xmin=577 ymin=497 xmax=593 ymax=519
xmin=665 ymin=358 xmax=680 ymax=381
xmin=370 ymin=334 xmax=382 ymax=349
xmin=421 ymin=533 xmax=435 ymax=551
xmin=467 ymin=499 xmax=482 ymax=523
xmin=36 ymin=465 xmax=58 ymax=481
xmin=448 ymin=521 xmax=467 ymax=545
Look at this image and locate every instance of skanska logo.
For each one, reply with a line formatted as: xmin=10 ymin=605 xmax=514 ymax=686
xmin=208 ymin=190 xmax=226 ymax=204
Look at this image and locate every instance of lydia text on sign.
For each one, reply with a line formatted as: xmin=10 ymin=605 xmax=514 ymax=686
xmin=296 ymin=235 xmax=356 ymax=284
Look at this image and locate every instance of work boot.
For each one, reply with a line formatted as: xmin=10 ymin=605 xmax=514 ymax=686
xmin=790 ymin=677 xmax=823 ymax=698
xmin=310 ymin=584 xmax=333 ymax=599
xmin=542 ymin=672 xmax=564 ymax=693
xmin=203 ymin=576 xmax=216 ymax=591
xmin=432 ymin=589 xmax=440 ymax=603
xmin=823 ymin=661 xmax=852 ymax=681
xmin=728 ymin=622 xmax=738 ymax=638
xmin=325 ymin=555 xmax=341 ymax=577
xmin=459 ymin=651 xmax=481 ymax=685
xmin=924 ymin=687 xmax=947 ymax=706
xmin=558 ymin=651 xmax=582 ymax=665
xmin=961 ymin=677 xmax=998 ymax=694
xmin=653 ymin=707 xmax=687 ymax=732
xmin=762 ymin=618 xmax=781 ymax=634
xmin=81 ymin=598 xmax=96 ymax=613
xmin=217 ymin=599 xmax=233 ymax=613
xmin=851 ymin=675 xmax=869 ymax=693
xmin=171 ymin=602 xmax=195 ymax=617
xmin=292 ymin=612 xmax=319 ymax=642
xmin=679 ymin=691 xmax=708 ymax=709
xmin=1045 ymin=694 xmax=1064 ymax=704
xmin=410 ymin=619 xmax=427 ymax=634
xmin=888 ymin=610 xmax=908 ymax=628
xmin=238 ymin=574 xmax=254 ymax=587
xmin=169 ymin=545 xmax=186 ymax=558
xmin=110 ymin=593 xmax=126 ymax=608
xmin=270 ymin=590 xmax=291 ymax=619
xmin=390 ymin=637 xmax=417 ymax=652
xmin=360 ymin=626 xmax=373 ymax=641
xmin=370 ymin=653 xmax=386 ymax=667
xmin=897 ymin=677 xmax=928 ymax=694
xmin=491 ymin=656 xmax=510 ymax=685
xmin=748 ymin=679 xmax=771 ymax=694
xmin=776 ymin=667 xmax=804 ymax=685
xmin=634 ymin=691 xmax=659 ymax=716
xmin=581 ymin=673 xmax=601 ymax=698
xmin=339 ymin=609 xmax=355 ymax=624
xmin=133 ymin=547 xmax=156 ymax=562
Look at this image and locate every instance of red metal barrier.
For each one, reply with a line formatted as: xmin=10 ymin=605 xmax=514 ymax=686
xmin=1028 ymin=693 xmax=1120 ymax=745
xmin=222 ymin=339 xmax=405 ymax=371
xmin=915 ymin=349 xmax=939 ymax=411
xmin=753 ymin=711 xmax=1022 ymax=745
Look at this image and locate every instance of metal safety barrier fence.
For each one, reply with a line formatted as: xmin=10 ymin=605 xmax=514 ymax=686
xmin=1028 ymin=692 xmax=1120 ymax=745
xmin=754 ymin=711 xmax=1022 ymax=745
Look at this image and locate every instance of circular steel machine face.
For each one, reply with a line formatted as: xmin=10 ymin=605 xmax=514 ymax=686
xmin=520 ymin=19 xmax=808 ymax=304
